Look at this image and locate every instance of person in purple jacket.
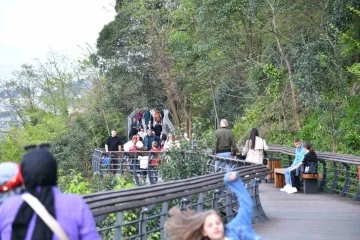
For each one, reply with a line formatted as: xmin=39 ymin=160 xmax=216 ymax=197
xmin=165 ymin=172 xmax=264 ymax=240
xmin=0 ymin=147 xmax=100 ymax=240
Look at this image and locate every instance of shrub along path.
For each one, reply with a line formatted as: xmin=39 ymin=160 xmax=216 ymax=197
xmin=253 ymin=183 xmax=360 ymax=240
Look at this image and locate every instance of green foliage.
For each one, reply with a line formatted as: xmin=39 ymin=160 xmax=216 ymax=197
xmin=159 ymin=143 xmax=210 ymax=181
xmin=58 ymin=170 xmax=92 ymax=194
xmin=0 ymin=113 xmax=68 ymax=162
xmin=57 ymin=169 xmax=137 ymax=239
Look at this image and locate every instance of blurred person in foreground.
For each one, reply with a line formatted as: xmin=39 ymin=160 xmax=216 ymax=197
xmin=0 ymin=146 xmax=100 ymax=240
xmin=0 ymin=162 xmax=24 ymax=205
xmin=165 ymin=172 xmax=263 ymax=240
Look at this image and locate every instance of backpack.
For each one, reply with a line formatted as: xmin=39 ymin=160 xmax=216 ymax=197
xmin=300 ymin=162 xmax=317 ymax=174
xmin=101 ymin=156 xmax=111 ymax=165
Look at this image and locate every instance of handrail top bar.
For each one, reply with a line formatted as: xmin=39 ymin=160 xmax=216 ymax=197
xmin=84 ymin=165 xmax=269 ymax=199
xmin=93 ymin=145 xmax=360 ymax=164
xmin=265 ymin=145 xmax=360 ymax=164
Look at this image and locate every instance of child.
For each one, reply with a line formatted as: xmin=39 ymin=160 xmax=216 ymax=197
xmin=165 ymin=172 xmax=263 ymax=240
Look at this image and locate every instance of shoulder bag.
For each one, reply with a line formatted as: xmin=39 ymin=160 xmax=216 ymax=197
xmin=21 ymin=193 xmax=70 ymax=240
xmin=262 ymin=140 xmax=268 ymax=165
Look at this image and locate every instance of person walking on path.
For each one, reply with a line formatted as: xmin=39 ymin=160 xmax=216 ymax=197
xmin=212 ymin=119 xmax=238 ymax=171
xmin=241 ymin=128 xmax=269 ymax=164
xmin=144 ymin=107 xmax=151 ymax=130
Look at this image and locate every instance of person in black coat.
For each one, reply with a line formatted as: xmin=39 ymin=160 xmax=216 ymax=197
xmin=300 ymin=142 xmax=318 ymax=173
xmin=291 ymin=141 xmax=318 ymax=174
xmin=154 ymin=123 xmax=162 ymax=137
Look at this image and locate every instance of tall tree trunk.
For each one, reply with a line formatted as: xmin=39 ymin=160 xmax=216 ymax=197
xmin=330 ymin=110 xmax=337 ymax=152
xmin=210 ymin=77 xmax=219 ymax=129
xmin=102 ymin=109 xmax=110 ymax=135
xmin=165 ymin=88 xmax=181 ymax=126
xmin=269 ymin=0 xmax=301 ymax=130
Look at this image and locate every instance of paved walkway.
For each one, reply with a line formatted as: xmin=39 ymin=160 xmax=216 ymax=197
xmin=253 ymin=183 xmax=360 ymax=240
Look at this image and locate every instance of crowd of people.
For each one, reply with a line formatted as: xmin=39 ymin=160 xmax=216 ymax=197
xmin=129 ymin=107 xmax=164 ymax=141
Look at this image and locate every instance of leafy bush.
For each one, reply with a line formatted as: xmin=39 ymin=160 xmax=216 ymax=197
xmin=159 ymin=142 xmax=210 ymax=181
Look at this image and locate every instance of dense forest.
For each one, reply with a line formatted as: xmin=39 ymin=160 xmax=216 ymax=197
xmin=0 ymin=0 xmax=360 ymax=174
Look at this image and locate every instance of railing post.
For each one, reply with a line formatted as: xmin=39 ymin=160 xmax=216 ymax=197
xmin=114 ymin=211 xmax=123 ymax=240
xmin=355 ymin=184 xmax=360 ymax=201
xmin=197 ymin=192 xmax=205 ymax=212
xmin=339 ymin=163 xmax=350 ymax=198
xmin=212 ymin=189 xmax=220 ymax=209
xmin=139 ymin=207 xmax=149 ymax=240
xmin=253 ymin=178 xmax=269 ymax=223
xmin=160 ymin=201 xmax=169 ymax=238
xmin=329 ymin=161 xmax=339 ymax=194
xmin=318 ymin=159 xmax=327 ymax=192
xmin=225 ymin=187 xmax=233 ymax=223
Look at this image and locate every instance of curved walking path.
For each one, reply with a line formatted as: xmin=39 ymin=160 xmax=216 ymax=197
xmin=253 ymin=183 xmax=360 ymax=240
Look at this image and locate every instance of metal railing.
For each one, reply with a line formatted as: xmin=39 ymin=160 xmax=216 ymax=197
xmin=88 ymin=145 xmax=360 ymax=239
xmin=92 ymin=149 xmax=162 ymax=185
xmin=84 ymin=163 xmax=271 ymax=240
xmin=92 ymin=146 xmax=360 ymax=200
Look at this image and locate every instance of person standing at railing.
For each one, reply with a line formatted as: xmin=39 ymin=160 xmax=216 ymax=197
xmin=212 ymin=119 xmax=238 ymax=172
xmin=164 ymin=171 xmax=264 ymax=240
xmin=144 ymin=129 xmax=158 ymax=151
xmin=241 ymin=128 xmax=268 ymax=165
xmin=280 ymin=138 xmax=306 ymax=194
xmin=105 ymin=129 xmax=122 ymax=175
xmin=124 ymin=134 xmax=144 ymax=151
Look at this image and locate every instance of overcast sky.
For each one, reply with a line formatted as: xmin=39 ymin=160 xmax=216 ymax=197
xmin=0 ymin=0 xmax=116 ymax=81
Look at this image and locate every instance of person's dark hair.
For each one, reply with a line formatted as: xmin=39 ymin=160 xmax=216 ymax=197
xmin=294 ymin=138 xmax=301 ymax=143
xmin=248 ymin=128 xmax=259 ymax=150
xmin=12 ymin=148 xmax=57 ymax=239
xmin=303 ymin=142 xmax=314 ymax=153
xmin=161 ymin=133 xmax=167 ymax=141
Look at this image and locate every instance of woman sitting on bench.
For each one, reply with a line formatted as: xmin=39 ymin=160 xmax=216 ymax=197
xmin=281 ymin=141 xmax=318 ymax=194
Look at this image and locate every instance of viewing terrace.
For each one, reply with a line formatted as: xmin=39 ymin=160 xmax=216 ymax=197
xmin=87 ymin=145 xmax=360 ymax=240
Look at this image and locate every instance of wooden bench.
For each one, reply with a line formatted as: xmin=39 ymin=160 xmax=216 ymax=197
xmin=301 ymin=173 xmax=323 ymax=194
xmin=274 ymin=168 xmax=323 ymax=194
xmin=274 ymin=168 xmax=285 ymax=188
xmin=265 ymin=158 xmax=282 ymax=183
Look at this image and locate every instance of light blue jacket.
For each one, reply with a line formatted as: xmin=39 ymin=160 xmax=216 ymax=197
xmin=292 ymin=145 xmax=306 ymax=166
xmin=224 ymin=172 xmax=264 ymax=240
